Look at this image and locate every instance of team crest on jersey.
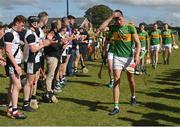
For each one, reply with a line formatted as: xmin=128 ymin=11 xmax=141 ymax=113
xmin=139 ymin=36 xmax=145 ymax=41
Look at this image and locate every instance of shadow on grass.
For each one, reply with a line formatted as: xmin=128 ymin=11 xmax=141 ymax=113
xmin=119 ymin=117 xmax=168 ymax=126
xmin=119 ymin=110 xmax=180 ymax=125
xmin=0 ymin=92 xmax=7 ymax=106
xmin=160 ymin=88 xmax=180 ymax=95
xmin=60 ymin=97 xmax=111 ymax=112
xmin=75 ymin=74 xmax=92 ymax=77
xmin=155 ymin=77 xmax=180 ymax=83
xmin=68 ymin=80 xmax=104 ymax=87
xmin=146 ymin=92 xmax=180 ymax=100
xmin=150 ymin=80 xmax=179 ymax=86
xmin=139 ymin=102 xmax=180 ymax=113
xmin=0 ymin=109 xmax=8 ymax=117
xmin=0 ymin=73 xmax=7 ymax=78
xmin=0 ymin=93 xmax=8 ymax=117
xmin=137 ymin=89 xmax=180 ymax=102
xmin=151 ymin=69 xmax=180 ymax=86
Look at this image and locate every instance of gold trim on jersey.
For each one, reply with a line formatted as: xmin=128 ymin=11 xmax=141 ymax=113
xmin=151 ymin=34 xmax=161 ymax=39
xmin=162 ymin=34 xmax=172 ymax=38
xmin=112 ymin=32 xmax=132 ymax=42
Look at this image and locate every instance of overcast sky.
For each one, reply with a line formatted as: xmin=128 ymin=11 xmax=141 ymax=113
xmin=0 ymin=0 xmax=180 ymax=26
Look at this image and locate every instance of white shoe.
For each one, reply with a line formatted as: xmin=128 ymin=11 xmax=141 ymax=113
xmin=82 ymin=67 xmax=89 ymax=73
xmin=51 ymin=95 xmax=58 ymax=103
xmin=30 ymin=99 xmax=38 ymax=109
xmin=173 ymin=44 xmax=179 ymax=49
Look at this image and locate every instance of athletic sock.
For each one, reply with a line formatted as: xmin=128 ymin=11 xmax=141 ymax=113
xmin=12 ymin=108 xmax=18 ymax=115
xmin=114 ymin=102 xmax=119 ymax=109
xmin=63 ymin=75 xmax=67 ymax=81
xmin=110 ymin=75 xmax=114 ymax=80
xmin=132 ymin=96 xmax=136 ymax=99
xmin=23 ymin=100 xmax=29 ymax=107
xmin=74 ymin=67 xmax=77 ymax=71
xmin=60 ymin=78 xmax=63 ymax=83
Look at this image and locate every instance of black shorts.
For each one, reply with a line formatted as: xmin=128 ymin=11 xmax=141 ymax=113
xmin=40 ymin=55 xmax=45 ymax=70
xmin=24 ymin=62 xmax=41 ymax=74
xmin=5 ymin=63 xmax=21 ymax=76
xmin=60 ymin=56 xmax=67 ymax=64
xmin=79 ymin=44 xmax=88 ymax=54
xmin=68 ymin=47 xmax=72 ymax=55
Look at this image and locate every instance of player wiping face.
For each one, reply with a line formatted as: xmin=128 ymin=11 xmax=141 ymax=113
xmin=113 ymin=13 xmax=128 ymax=41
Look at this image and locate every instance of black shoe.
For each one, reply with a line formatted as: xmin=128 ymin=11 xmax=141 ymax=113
xmin=108 ymin=108 xmax=120 ymax=115
xmin=22 ymin=106 xmax=36 ymax=112
xmin=131 ymin=97 xmax=137 ymax=106
xmin=167 ymin=59 xmax=170 ymax=65
xmin=152 ymin=64 xmax=157 ymax=69
xmin=164 ymin=60 xmax=167 ymax=65
xmin=31 ymin=95 xmax=37 ymax=99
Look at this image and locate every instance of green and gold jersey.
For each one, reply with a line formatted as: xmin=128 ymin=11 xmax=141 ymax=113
xmin=108 ymin=24 xmax=137 ymax=57
xmin=149 ymin=29 xmax=161 ymax=45
xmin=162 ymin=29 xmax=173 ymax=44
xmin=138 ymin=30 xmax=149 ymax=48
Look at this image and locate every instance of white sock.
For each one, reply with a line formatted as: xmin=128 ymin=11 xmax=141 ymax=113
xmin=132 ymin=96 xmax=136 ymax=99
xmin=114 ymin=105 xmax=119 ymax=109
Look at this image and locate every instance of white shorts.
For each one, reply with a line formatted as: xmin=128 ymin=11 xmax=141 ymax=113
xmin=108 ymin=52 xmax=114 ymax=60
xmin=75 ymin=49 xmax=80 ymax=56
xmin=140 ymin=47 xmax=147 ymax=59
xmin=163 ymin=44 xmax=172 ymax=49
xmin=141 ymin=47 xmax=146 ymax=52
xmin=106 ymin=43 xmax=110 ymax=51
xmin=95 ymin=42 xmax=100 ymax=49
xmin=113 ymin=56 xmax=135 ymax=73
xmin=5 ymin=63 xmax=21 ymax=76
xmin=151 ymin=44 xmax=160 ymax=51
xmin=163 ymin=44 xmax=172 ymax=53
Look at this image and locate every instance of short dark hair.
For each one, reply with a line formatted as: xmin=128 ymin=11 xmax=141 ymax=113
xmin=114 ymin=9 xmax=124 ymax=17
xmin=61 ymin=17 xmax=68 ymax=22
xmin=0 ymin=25 xmax=3 ymax=30
xmin=38 ymin=11 xmax=48 ymax=19
xmin=27 ymin=16 xmax=39 ymax=25
xmin=13 ymin=15 xmax=26 ymax=24
xmin=51 ymin=20 xmax=58 ymax=30
xmin=139 ymin=23 xmax=145 ymax=27
xmin=68 ymin=15 xmax=75 ymax=19
xmin=60 ymin=26 xmax=67 ymax=32
xmin=153 ymin=23 xmax=158 ymax=26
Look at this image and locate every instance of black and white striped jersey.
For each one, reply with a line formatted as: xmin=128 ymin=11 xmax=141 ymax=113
xmin=4 ymin=28 xmax=22 ymax=64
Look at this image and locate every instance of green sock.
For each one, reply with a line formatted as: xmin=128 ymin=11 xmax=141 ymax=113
xmin=114 ymin=102 xmax=119 ymax=109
